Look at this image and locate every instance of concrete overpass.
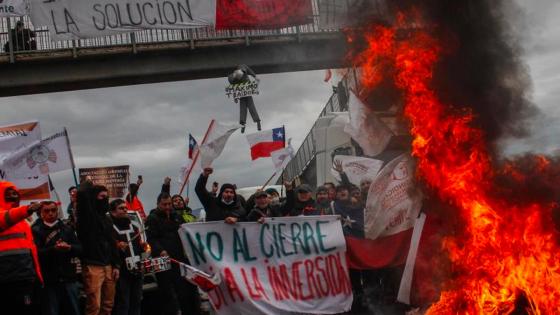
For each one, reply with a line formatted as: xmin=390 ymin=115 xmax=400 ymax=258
xmin=0 ymin=8 xmax=349 ymax=98
xmin=0 ymin=30 xmax=347 ymax=97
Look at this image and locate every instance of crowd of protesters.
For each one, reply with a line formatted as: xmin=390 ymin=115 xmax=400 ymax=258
xmin=0 ymin=162 xmax=395 ymax=315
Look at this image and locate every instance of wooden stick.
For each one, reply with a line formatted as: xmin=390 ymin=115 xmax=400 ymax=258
xmin=260 ymin=172 xmax=277 ymax=190
xmin=179 ymin=119 xmax=215 ymax=195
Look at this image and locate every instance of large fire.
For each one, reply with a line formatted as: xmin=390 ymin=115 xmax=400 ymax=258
xmin=352 ymin=14 xmax=560 ymax=314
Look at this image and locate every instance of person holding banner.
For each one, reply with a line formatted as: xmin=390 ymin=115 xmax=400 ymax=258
xmin=195 ymin=167 xmax=246 ymax=223
xmin=246 ymin=181 xmax=294 ymax=222
xmin=145 ymin=193 xmax=200 ymax=315
xmin=0 ymin=181 xmax=43 ymax=314
xmin=77 ymin=179 xmax=121 ymax=315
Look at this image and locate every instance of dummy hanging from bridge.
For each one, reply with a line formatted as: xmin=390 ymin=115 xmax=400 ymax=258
xmin=226 ymin=65 xmax=262 ymax=134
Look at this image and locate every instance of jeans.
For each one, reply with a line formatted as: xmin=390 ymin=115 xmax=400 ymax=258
xmin=113 ymin=270 xmax=143 ymax=315
xmin=83 ymin=265 xmax=116 ymax=315
xmin=40 ymin=281 xmax=81 ymax=315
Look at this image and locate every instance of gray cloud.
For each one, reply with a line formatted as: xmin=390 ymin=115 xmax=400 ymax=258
xmin=0 ymin=70 xmax=333 ymax=211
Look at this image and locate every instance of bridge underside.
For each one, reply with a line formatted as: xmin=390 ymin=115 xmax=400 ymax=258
xmin=0 ymin=33 xmax=347 ymax=97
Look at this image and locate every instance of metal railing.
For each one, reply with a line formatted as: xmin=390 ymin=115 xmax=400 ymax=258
xmin=278 ymin=71 xmax=360 ymax=184
xmin=0 ymin=0 xmax=345 ymax=62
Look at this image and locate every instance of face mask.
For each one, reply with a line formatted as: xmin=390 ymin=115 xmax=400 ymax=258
xmin=95 ymin=197 xmax=110 ymax=214
xmin=43 ymin=220 xmax=59 ymax=228
xmin=221 ymin=198 xmax=234 ymax=205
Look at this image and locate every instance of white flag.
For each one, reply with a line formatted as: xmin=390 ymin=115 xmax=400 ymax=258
xmin=344 ymin=90 xmax=393 ymax=156
xmin=199 ymin=121 xmax=241 ymax=169
xmin=364 ymin=153 xmax=422 ymax=240
xmin=270 ymin=142 xmax=295 ymax=172
xmin=2 ymin=129 xmax=75 ymax=179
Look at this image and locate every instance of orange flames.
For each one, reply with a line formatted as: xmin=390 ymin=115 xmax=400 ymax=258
xmin=352 ymin=15 xmax=560 ymax=314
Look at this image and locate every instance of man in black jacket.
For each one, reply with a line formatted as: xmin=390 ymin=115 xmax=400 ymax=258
xmin=246 ymin=182 xmax=295 ymax=222
xmin=146 ymin=193 xmax=200 ymax=315
xmin=195 ymin=167 xmax=246 ymax=223
xmin=77 ymin=179 xmax=121 ymax=315
xmin=290 ymin=184 xmax=322 ymax=216
xmin=109 ymin=199 xmax=145 ymax=315
xmin=32 ymin=200 xmax=82 ymax=315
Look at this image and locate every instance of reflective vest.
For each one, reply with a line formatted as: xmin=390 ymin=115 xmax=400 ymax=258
xmin=0 ymin=182 xmax=43 ymax=284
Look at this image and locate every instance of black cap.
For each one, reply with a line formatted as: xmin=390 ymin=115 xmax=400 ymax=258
xmin=254 ymin=191 xmax=268 ymax=198
xmin=296 ymin=184 xmax=313 ymax=193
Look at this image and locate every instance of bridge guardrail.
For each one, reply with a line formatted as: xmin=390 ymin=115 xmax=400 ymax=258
xmin=0 ymin=0 xmax=345 ymax=62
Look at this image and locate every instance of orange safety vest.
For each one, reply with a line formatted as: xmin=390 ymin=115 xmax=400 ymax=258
xmin=125 ymin=195 xmax=146 ymax=220
xmin=0 ymin=181 xmax=43 ymax=284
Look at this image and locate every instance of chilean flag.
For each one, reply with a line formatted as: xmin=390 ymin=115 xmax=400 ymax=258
xmin=188 ymin=134 xmax=199 ymax=159
xmin=246 ymin=127 xmax=285 ymax=160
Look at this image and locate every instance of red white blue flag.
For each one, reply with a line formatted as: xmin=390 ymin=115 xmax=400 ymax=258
xmin=245 ymin=127 xmax=285 ymax=160
xmin=188 ymin=134 xmax=199 ymax=159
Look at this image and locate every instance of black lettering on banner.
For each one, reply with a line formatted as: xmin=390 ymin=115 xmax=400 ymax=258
xmin=0 ymin=169 xmax=6 ymax=179
xmin=162 ymin=1 xmax=177 ymax=24
xmin=105 ymin=3 xmax=119 ymax=28
xmin=156 ymin=0 xmax=163 ymax=25
xmin=177 ymin=0 xmax=192 ymax=21
xmin=92 ymin=4 xmax=106 ymax=30
xmin=126 ymin=3 xmax=143 ymax=26
xmin=142 ymin=2 xmax=157 ymax=25
xmin=64 ymin=8 xmax=80 ymax=33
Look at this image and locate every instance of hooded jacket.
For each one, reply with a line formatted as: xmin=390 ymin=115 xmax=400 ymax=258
xmin=195 ymin=175 xmax=246 ymax=222
xmin=0 ymin=181 xmax=43 ymax=285
xmin=76 ymin=180 xmax=120 ymax=267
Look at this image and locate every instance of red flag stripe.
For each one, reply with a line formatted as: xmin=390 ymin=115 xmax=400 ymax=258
xmin=250 ymin=141 xmax=285 ymax=160
xmin=345 ymin=229 xmax=414 ymax=270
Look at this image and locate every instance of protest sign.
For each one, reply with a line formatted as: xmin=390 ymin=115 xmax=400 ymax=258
xmin=225 ymin=82 xmax=259 ymax=101
xmin=0 ymin=0 xmax=28 ymax=17
xmin=215 ymin=0 xmax=312 ymax=29
xmin=330 ymin=155 xmax=383 ymax=186
xmin=79 ymin=165 xmax=129 ymax=198
xmin=0 ymin=121 xmax=50 ymax=200
xmin=179 ymin=216 xmax=352 ymax=315
xmin=28 ymin=0 xmax=216 ymax=40
xmin=364 ymin=153 xmax=422 ymax=240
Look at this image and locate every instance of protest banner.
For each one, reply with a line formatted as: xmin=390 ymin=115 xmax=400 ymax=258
xmin=364 ymin=153 xmax=422 ymax=240
xmin=179 ymin=216 xmax=353 ymax=315
xmin=0 ymin=121 xmax=50 ymax=200
xmin=330 ymin=155 xmax=383 ymax=186
xmin=28 ymin=0 xmax=216 ymax=40
xmin=225 ymin=81 xmax=259 ymax=101
xmin=0 ymin=0 xmax=28 ymax=17
xmin=79 ymin=165 xmax=129 ymax=198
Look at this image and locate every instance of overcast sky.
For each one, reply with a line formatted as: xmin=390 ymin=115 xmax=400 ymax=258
xmin=1 ymin=0 xmax=559 ymax=213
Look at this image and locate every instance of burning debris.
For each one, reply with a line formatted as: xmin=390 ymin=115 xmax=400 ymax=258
xmin=348 ymin=1 xmax=560 ymax=314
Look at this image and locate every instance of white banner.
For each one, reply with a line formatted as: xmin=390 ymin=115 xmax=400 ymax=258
xmin=364 ymin=153 xmax=422 ymax=240
xmin=344 ymin=90 xmax=393 ymax=156
xmin=28 ymin=0 xmax=216 ymax=40
xmin=199 ymin=121 xmax=241 ymax=169
xmin=330 ymin=155 xmax=383 ymax=186
xmin=2 ymin=129 xmax=74 ymax=179
xmin=0 ymin=120 xmax=50 ymax=200
xmin=0 ymin=0 xmax=28 ymax=17
xmin=179 ymin=216 xmax=352 ymax=315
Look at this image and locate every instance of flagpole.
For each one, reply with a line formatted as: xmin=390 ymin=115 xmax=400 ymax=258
xmin=63 ymin=127 xmax=79 ymax=187
xmin=261 ymin=172 xmax=277 ymax=190
xmin=179 ymin=119 xmax=215 ymax=195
